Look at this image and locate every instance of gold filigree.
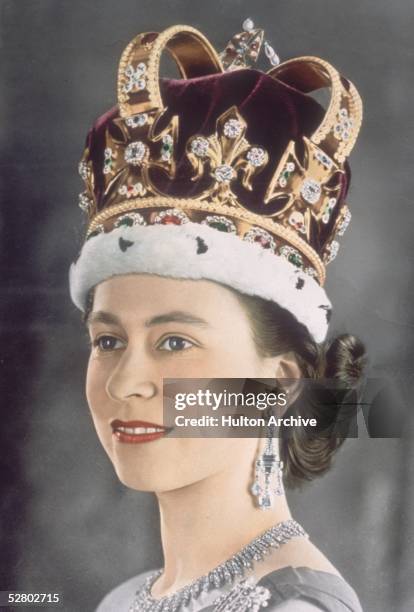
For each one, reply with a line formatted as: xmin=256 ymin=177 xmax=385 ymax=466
xmin=264 ymin=137 xmax=344 ymax=235
xmin=268 ymin=56 xmax=363 ymax=163
xmin=101 ymin=108 xmax=178 ymax=205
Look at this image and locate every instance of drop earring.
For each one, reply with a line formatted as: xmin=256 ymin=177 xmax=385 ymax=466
xmin=250 ymin=412 xmax=284 ymax=509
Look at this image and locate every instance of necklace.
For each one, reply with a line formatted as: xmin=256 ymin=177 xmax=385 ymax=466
xmin=129 ymin=519 xmax=307 ymax=611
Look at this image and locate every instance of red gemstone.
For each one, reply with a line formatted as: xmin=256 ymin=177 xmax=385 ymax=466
xmin=141 ymin=32 xmax=158 ymax=45
xmin=226 ymin=48 xmax=237 ymax=58
xmin=161 ymin=214 xmax=182 ymax=225
xmin=254 ymin=235 xmax=271 ymax=248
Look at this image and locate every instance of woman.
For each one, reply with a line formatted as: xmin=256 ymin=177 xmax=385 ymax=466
xmin=70 ymin=23 xmax=366 ymax=611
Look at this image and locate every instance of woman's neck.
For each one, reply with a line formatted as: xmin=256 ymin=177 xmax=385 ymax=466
xmin=152 ymin=452 xmax=292 ymax=598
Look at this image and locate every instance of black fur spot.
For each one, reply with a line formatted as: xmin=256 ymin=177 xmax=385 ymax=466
xmin=119 ymin=237 xmax=134 ymax=252
xmin=295 ymin=277 xmax=305 ymax=290
xmin=319 ymin=304 xmax=332 ymax=323
xmin=196 ymin=236 xmax=208 ymax=254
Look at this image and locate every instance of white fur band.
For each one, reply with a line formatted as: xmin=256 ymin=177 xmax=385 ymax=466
xmin=69 ymin=222 xmax=331 ymax=343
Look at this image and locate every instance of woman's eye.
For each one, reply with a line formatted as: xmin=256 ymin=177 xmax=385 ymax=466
xmin=94 ymin=336 xmax=125 ymax=351
xmin=158 ymin=336 xmax=194 ymax=352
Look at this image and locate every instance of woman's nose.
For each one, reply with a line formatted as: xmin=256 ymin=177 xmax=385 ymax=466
xmin=105 ymin=350 xmax=158 ymax=402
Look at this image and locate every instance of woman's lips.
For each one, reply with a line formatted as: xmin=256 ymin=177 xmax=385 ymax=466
xmin=111 ymin=419 xmax=171 ymax=444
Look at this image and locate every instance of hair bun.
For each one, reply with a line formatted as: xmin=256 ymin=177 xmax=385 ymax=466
xmin=324 ymin=334 xmax=367 ymax=387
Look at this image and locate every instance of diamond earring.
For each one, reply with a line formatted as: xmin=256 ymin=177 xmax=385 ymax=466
xmin=250 ymin=414 xmax=284 ymax=509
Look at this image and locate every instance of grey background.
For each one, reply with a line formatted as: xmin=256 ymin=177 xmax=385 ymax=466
xmin=1 ymin=1 xmax=413 ymax=611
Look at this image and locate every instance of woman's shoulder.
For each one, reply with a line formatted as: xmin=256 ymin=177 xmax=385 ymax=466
xmin=256 ymin=566 xmax=363 ymax=611
xmin=206 ymin=566 xmax=363 ymax=612
xmin=94 ymin=568 xmax=156 ymax=612
xmin=248 ymin=537 xmax=363 ymax=611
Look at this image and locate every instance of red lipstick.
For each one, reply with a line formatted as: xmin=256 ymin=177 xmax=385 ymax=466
xmin=111 ymin=419 xmax=170 ymax=444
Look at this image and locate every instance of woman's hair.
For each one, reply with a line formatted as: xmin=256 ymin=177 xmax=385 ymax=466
xmin=230 ymin=289 xmax=367 ymax=489
xmin=83 ymin=283 xmax=367 ymax=489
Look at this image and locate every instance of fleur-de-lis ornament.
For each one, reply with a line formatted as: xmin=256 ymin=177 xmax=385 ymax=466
xmin=186 ymin=106 xmax=269 ymax=207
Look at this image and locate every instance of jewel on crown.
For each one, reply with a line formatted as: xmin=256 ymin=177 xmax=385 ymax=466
xmin=219 ymin=18 xmax=280 ymax=71
xmin=76 ymin=24 xmax=362 ymax=288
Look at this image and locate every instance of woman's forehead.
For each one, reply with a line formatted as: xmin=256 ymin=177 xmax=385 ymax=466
xmin=92 ymin=274 xmax=245 ymax=324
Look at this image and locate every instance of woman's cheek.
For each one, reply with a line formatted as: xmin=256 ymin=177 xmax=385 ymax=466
xmin=86 ymin=354 xmax=112 ymax=415
xmin=161 ymin=349 xmax=217 ymax=378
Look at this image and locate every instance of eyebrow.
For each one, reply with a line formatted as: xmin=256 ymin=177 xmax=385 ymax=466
xmin=86 ymin=310 xmax=210 ymax=328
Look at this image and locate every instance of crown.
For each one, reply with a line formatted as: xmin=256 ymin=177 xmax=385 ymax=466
xmin=77 ymin=24 xmax=362 ymax=287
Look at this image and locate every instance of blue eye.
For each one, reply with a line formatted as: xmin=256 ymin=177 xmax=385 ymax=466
xmin=94 ymin=336 xmax=125 ymax=351
xmin=158 ymin=336 xmax=194 ymax=352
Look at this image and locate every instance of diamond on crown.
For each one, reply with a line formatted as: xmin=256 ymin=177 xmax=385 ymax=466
xmin=304 ymin=267 xmax=318 ymax=279
xmin=78 ymin=160 xmax=89 ymax=180
xmin=103 ymin=148 xmax=116 ymax=174
xmin=78 ymin=192 xmax=92 ymax=212
xmin=321 ymin=197 xmax=337 ymax=224
xmin=125 ymin=113 xmax=148 ymax=128
xmin=289 ymin=211 xmax=306 ymax=234
xmin=246 ymin=147 xmax=266 ymax=167
xmin=334 ymin=107 xmax=354 ymax=141
xmin=300 ymin=178 xmax=321 ymax=204
xmin=324 ymin=240 xmax=340 ymax=263
xmin=124 ymin=141 xmax=148 ymax=165
xmin=191 ymin=137 xmax=209 ymax=157
xmin=242 ymin=18 xmax=255 ymax=32
xmin=118 ymin=183 xmax=146 ymax=198
xmin=337 ymin=209 xmax=352 ymax=236
xmin=161 ymin=134 xmax=174 ymax=161
xmin=214 ymin=164 xmax=235 ymax=182
xmin=223 ymin=119 xmax=243 ymax=139
xmin=314 ymin=150 xmax=333 ymax=169
xmin=123 ymin=63 xmax=147 ymax=93
xmin=153 ymin=208 xmax=189 ymax=225
xmin=278 ymin=161 xmax=295 ymax=188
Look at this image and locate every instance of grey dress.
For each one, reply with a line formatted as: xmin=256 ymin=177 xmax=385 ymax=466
xmin=95 ymin=566 xmax=363 ymax=611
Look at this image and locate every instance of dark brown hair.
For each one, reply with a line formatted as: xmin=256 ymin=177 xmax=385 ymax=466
xmin=84 ymin=283 xmax=367 ymax=488
xmin=230 ymin=289 xmax=367 ymax=489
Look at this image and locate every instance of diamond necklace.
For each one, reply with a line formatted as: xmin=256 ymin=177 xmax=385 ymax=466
xmin=129 ymin=519 xmax=307 ymax=611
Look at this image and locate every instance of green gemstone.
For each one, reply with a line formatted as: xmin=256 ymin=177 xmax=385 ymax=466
xmin=210 ymin=221 xmax=230 ymax=232
xmin=118 ymin=216 xmax=134 ymax=227
xmin=289 ymin=253 xmax=303 ymax=267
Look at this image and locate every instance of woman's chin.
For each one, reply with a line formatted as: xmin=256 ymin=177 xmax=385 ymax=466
xmin=113 ymin=466 xmax=157 ymax=491
xmin=112 ymin=462 xmax=210 ymax=494
xmin=111 ymin=463 xmax=178 ymax=492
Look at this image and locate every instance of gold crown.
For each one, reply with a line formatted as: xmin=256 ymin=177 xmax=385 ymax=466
xmin=78 ymin=25 xmax=362 ymax=286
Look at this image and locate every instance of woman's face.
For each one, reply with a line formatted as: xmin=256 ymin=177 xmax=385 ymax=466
xmin=86 ymin=274 xmax=290 ymax=492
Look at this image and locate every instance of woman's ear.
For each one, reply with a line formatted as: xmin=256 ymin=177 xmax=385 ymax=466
xmin=267 ymin=351 xmax=303 ymax=408
xmin=274 ymin=351 xmax=301 ymax=380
